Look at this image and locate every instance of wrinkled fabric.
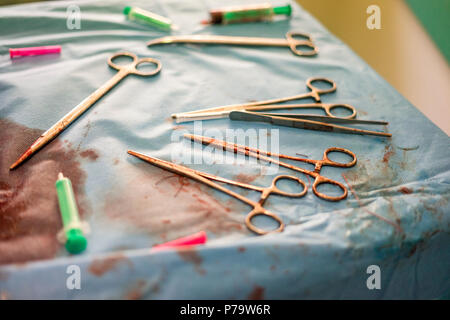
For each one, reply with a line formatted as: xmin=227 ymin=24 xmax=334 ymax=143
xmin=0 ymin=0 xmax=449 ymax=299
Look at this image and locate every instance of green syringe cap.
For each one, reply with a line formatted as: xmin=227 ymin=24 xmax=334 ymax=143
xmin=65 ymin=229 xmax=87 ymax=254
xmin=273 ymin=4 xmax=292 ymax=16
xmin=123 ymin=6 xmax=131 ymax=15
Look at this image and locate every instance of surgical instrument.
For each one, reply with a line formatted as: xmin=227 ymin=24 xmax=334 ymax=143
xmin=148 ymin=31 xmax=318 ymax=57
xmin=10 ymin=52 xmax=162 ymax=170
xmin=184 ymin=133 xmax=357 ymax=201
xmin=172 ymin=77 xmax=341 ymax=122
xmin=229 ymin=110 xmax=392 ymax=137
xmin=128 ymin=150 xmax=307 ymax=235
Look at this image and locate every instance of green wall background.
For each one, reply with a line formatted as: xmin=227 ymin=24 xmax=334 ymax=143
xmin=406 ymin=0 xmax=450 ymax=62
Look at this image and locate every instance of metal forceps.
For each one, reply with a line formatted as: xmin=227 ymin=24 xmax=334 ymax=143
xmin=148 ymin=31 xmax=318 ymax=57
xmin=127 ymin=150 xmax=307 ymax=235
xmin=10 ymin=52 xmax=162 ymax=170
xmin=229 ymin=110 xmax=391 ymax=137
xmin=171 ymin=77 xmax=356 ymax=122
xmin=185 ymin=134 xmax=357 ymax=201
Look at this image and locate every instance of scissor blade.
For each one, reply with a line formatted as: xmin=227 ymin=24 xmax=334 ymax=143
xmin=184 ymin=133 xmax=314 ymax=177
xmin=128 ymin=150 xmax=257 ymax=209
xmin=258 ymin=113 xmax=389 ymax=125
xmin=171 ymin=94 xmax=321 ymax=121
xmin=127 ymin=150 xmax=263 ymax=192
xmin=173 ymin=111 xmax=230 ymax=123
xmin=229 ymin=111 xmax=392 ymax=137
xmin=184 ymin=133 xmax=312 ymax=163
xmin=172 ymin=102 xmax=325 ymax=123
xmin=128 ymin=150 xmax=202 ymax=179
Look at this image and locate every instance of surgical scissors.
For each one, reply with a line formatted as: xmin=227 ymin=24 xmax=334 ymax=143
xmin=127 ymin=150 xmax=307 ymax=235
xmin=10 ymin=52 xmax=162 ymax=170
xmin=184 ymin=134 xmax=357 ymax=201
xmin=148 ymin=31 xmax=318 ymax=57
xmin=171 ymin=77 xmax=356 ymax=122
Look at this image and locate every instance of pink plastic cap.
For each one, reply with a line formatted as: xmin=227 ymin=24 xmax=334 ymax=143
xmin=151 ymin=231 xmax=207 ymax=251
xmin=9 ymin=45 xmax=61 ymax=59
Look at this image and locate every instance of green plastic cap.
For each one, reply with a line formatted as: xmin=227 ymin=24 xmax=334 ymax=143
xmin=65 ymin=229 xmax=87 ymax=254
xmin=273 ymin=4 xmax=292 ymax=16
xmin=123 ymin=6 xmax=131 ymax=15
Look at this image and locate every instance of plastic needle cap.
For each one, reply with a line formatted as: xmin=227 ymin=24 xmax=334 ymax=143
xmin=123 ymin=6 xmax=176 ymax=30
xmin=56 ymin=172 xmax=87 ymax=254
xmin=9 ymin=45 xmax=61 ymax=59
xmin=151 ymin=231 xmax=207 ymax=251
xmin=273 ymin=4 xmax=292 ymax=16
